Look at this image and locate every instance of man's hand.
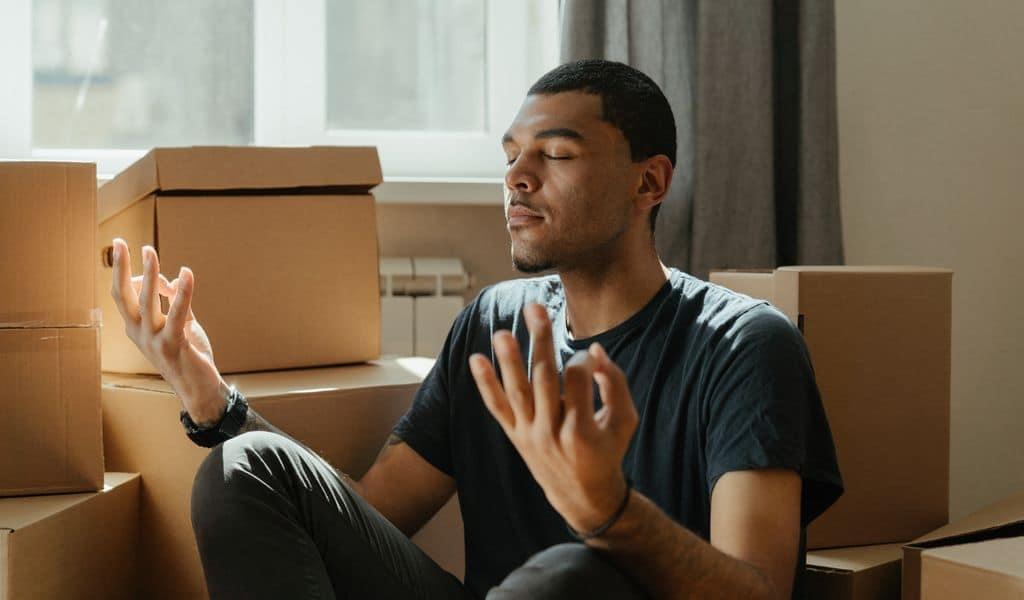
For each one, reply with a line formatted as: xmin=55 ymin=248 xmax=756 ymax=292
xmin=109 ymin=238 xmax=228 ymax=425
xmin=468 ymin=303 xmax=639 ymax=533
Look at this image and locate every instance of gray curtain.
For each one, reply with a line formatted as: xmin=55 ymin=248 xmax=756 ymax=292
xmin=561 ymin=0 xmax=844 ymax=278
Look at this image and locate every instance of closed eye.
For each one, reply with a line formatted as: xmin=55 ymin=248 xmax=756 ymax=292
xmin=505 ymin=153 xmax=573 ymax=166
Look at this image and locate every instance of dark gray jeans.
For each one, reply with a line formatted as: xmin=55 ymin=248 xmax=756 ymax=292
xmin=191 ymin=431 xmax=647 ymax=599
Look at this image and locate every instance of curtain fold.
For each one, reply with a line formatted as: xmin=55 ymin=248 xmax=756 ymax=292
xmin=561 ymin=0 xmax=843 ymax=278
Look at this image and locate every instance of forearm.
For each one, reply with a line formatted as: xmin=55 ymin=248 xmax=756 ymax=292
xmin=588 ymin=491 xmax=776 ymax=600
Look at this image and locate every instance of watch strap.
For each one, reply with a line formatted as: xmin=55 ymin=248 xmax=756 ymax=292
xmin=181 ymin=386 xmax=248 ymax=448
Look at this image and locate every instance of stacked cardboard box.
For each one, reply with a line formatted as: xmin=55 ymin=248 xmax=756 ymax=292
xmin=102 ymin=358 xmax=465 ymax=599
xmin=1 ymin=162 xmax=141 ymax=597
xmin=709 ymin=267 xmax=953 ymax=549
xmin=96 ymin=146 xmax=384 ymax=375
xmin=0 ymin=473 xmax=140 ymax=599
xmin=0 ymin=162 xmax=103 ymax=496
xmin=805 ymin=543 xmax=904 ymax=600
xmin=96 ymin=147 xmax=464 ymax=598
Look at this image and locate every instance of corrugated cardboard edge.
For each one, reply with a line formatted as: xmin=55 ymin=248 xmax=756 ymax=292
xmin=97 ymin=151 xmax=159 ymax=223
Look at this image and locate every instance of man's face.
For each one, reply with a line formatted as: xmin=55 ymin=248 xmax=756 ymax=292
xmin=501 ymin=92 xmax=639 ymax=273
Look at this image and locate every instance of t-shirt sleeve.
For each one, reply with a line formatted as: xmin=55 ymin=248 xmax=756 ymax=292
xmin=704 ymin=305 xmax=844 ymax=527
xmin=391 ymin=357 xmax=455 ymax=476
xmin=391 ymin=301 xmax=478 ymax=477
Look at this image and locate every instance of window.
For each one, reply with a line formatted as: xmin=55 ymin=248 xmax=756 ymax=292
xmin=0 ymin=0 xmax=560 ymax=179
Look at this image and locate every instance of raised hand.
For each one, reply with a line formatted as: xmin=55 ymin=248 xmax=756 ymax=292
xmin=468 ymin=303 xmax=639 ymax=534
xmin=109 ymin=238 xmax=228 ymax=425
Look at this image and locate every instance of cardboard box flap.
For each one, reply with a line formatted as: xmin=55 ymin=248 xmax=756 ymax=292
xmin=909 ymin=490 xmax=1024 ymax=549
xmin=808 ymin=543 xmax=904 ymax=573
xmin=102 ymin=359 xmax=431 ymax=398
xmin=98 ymin=146 xmax=383 ymax=222
xmin=0 ymin=473 xmax=137 ymax=531
xmin=924 ymin=536 xmax=1024 ymax=580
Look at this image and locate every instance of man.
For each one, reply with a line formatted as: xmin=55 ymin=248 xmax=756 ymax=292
xmin=110 ymin=59 xmax=842 ymax=599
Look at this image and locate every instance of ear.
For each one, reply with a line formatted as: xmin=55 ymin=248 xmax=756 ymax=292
xmin=634 ymin=155 xmax=674 ymax=214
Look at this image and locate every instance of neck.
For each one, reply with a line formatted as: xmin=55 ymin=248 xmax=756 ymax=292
xmin=559 ymin=239 xmax=669 ymax=340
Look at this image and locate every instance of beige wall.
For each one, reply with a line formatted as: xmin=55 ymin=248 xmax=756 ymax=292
xmin=377 ymin=202 xmax=519 ymax=300
xmin=836 ymin=1 xmax=1024 ymax=519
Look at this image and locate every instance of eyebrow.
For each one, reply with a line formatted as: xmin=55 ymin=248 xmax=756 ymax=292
xmin=501 ymin=127 xmax=585 ymax=145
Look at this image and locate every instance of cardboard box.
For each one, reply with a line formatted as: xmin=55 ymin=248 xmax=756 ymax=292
xmin=101 ymin=358 xmax=464 ymax=599
xmin=0 ymin=472 xmax=140 ymax=600
xmin=0 ymin=162 xmax=97 ymax=328
xmin=903 ymin=489 xmax=1024 ymax=600
xmin=97 ymin=146 xmax=383 ymax=374
xmin=709 ymin=266 xmax=952 ymax=548
xmin=805 ymin=543 xmax=903 ymax=600
xmin=0 ymin=327 xmax=103 ymax=497
xmin=920 ymin=537 xmax=1024 ymax=598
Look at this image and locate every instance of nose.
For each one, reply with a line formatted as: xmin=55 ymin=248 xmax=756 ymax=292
xmin=504 ymin=156 xmax=540 ymax=194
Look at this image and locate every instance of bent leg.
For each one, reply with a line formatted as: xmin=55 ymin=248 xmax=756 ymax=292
xmin=486 ymin=543 xmax=647 ymax=600
xmin=191 ymin=431 xmax=468 ymax=600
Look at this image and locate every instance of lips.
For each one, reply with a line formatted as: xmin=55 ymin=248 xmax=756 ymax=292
xmin=507 ymin=205 xmax=544 ymax=227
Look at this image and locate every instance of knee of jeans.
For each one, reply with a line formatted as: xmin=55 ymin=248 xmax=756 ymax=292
xmin=190 ymin=431 xmax=288 ymax=532
xmin=489 ymin=543 xmax=615 ymax=600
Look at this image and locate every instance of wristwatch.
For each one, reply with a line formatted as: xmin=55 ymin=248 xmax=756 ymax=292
xmin=180 ymin=384 xmax=249 ymax=448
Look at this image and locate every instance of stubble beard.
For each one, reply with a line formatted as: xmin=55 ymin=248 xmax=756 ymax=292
xmin=511 ymin=242 xmax=556 ymax=273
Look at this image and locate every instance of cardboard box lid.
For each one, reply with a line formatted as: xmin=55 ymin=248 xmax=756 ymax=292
xmin=808 ymin=543 xmax=905 ymax=573
xmin=908 ymin=489 xmax=1024 ymax=550
xmin=776 ymin=266 xmax=952 ymax=274
xmin=923 ymin=536 xmax=1024 ymax=580
xmin=0 ymin=473 xmax=138 ymax=532
xmin=98 ymin=146 xmax=383 ymax=222
xmin=101 ymin=358 xmax=432 ymax=399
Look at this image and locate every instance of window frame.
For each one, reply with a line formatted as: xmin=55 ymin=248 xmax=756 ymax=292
xmin=0 ymin=0 xmax=560 ymax=185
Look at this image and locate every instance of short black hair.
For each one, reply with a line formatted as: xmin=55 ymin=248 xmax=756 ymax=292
xmin=528 ymin=59 xmax=676 ymax=232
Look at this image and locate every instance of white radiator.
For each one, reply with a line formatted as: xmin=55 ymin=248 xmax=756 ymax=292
xmin=379 ymin=257 xmax=469 ymax=358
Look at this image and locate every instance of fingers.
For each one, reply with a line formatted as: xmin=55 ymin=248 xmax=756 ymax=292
xmin=110 ymin=238 xmax=140 ymax=325
xmin=469 ymin=353 xmax=515 ymax=430
xmin=525 ymin=304 xmax=560 ymax=425
xmin=563 ymin=349 xmax=597 ymax=433
xmin=166 ymin=267 xmax=195 ymax=335
xmin=131 ymin=273 xmax=176 ymax=298
xmin=493 ymin=330 xmax=534 ymax=422
xmin=591 ymin=343 xmax=638 ymax=438
xmin=139 ymin=246 xmax=164 ymax=330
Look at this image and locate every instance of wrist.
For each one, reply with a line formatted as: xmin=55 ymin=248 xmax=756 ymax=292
xmin=176 ymin=376 xmax=230 ymax=427
xmin=567 ymin=477 xmax=634 ymax=541
xmin=568 ymin=475 xmax=630 ymax=533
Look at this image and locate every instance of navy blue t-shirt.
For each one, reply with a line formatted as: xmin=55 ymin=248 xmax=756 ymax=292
xmin=393 ymin=269 xmax=843 ymax=598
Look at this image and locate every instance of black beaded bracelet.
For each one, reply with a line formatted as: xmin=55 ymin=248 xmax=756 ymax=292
xmin=566 ymin=478 xmax=634 ymax=541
